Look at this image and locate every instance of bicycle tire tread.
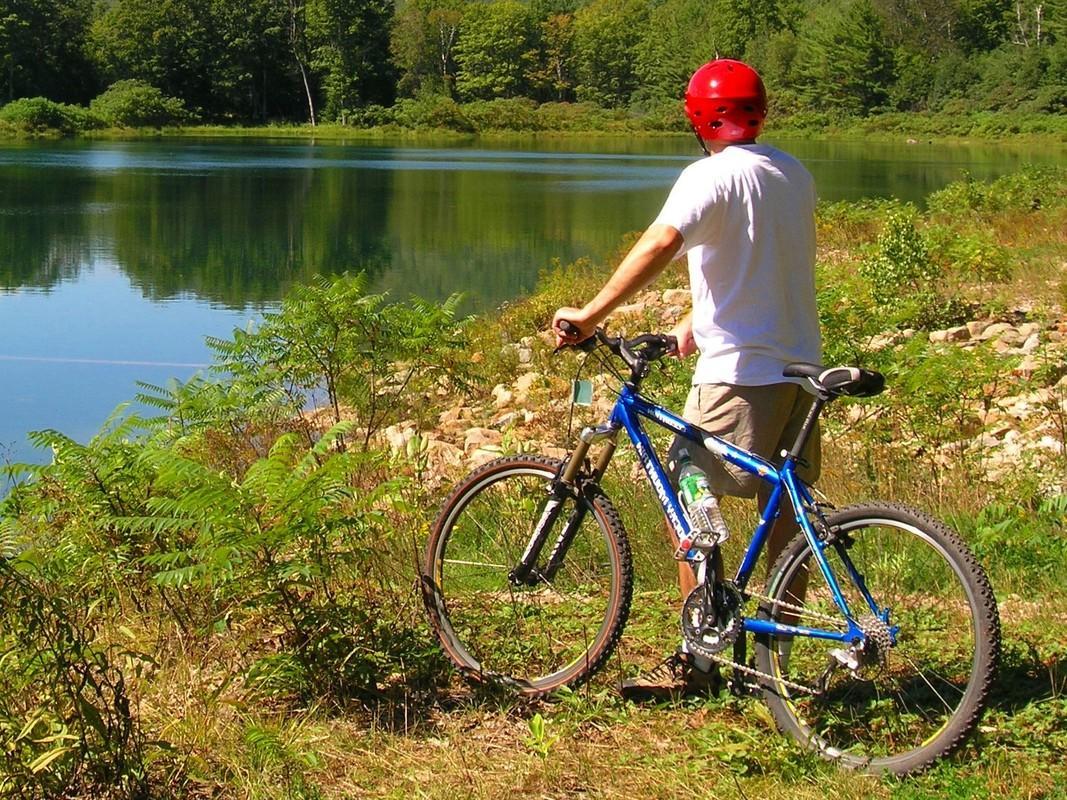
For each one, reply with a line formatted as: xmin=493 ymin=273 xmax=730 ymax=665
xmin=423 ymin=454 xmax=633 ymax=699
xmin=757 ymin=500 xmax=1000 ymax=776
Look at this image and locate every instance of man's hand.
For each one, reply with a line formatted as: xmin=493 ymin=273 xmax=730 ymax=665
xmin=552 ymin=307 xmax=596 ymax=346
xmin=669 ymin=312 xmax=696 ymax=358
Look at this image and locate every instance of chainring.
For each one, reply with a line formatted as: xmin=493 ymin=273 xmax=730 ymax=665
xmin=681 ymin=581 xmax=743 ymax=658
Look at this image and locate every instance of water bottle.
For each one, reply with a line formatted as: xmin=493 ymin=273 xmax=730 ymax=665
xmin=676 ymin=449 xmax=729 ymax=553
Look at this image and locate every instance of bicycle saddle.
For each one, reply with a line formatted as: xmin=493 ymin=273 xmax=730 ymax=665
xmin=783 ymin=362 xmax=886 ymax=398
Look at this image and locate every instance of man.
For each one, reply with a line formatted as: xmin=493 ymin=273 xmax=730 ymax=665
xmin=551 ymin=58 xmax=821 ymax=698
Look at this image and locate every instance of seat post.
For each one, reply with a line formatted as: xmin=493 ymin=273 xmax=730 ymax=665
xmin=786 ymin=395 xmax=826 ymax=461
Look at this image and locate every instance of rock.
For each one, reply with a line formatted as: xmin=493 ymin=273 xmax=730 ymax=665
xmin=1020 ymin=333 xmax=1041 ymax=354
xmin=491 ymin=384 xmax=513 ymax=408
xmin=438 ymin=406 xmax=468 ymax=425
xmin=662 ymin=288 xmax=691 ymax=305
xmin=945 ymin=325 xmax=971 ymax=342
xmin=514 ymin=371 xmax=544 ymax=398
xmin=996 ymin=327 xmax=1026 ymax=348
xmin=492 ymin=411 xmax=520 ymax=429
xmin=1037 ymin=436 xmax=1064 ymax=454
xmin=869 ymin=333 xmax=897 ymax=351
xmin=427 ymin=439 xmax=465 ymax=467
xmin=966 ymin=320 xmax=992 ymax=338
xmin=1049 ymin=331 xmax=1065 ymax=344
xmin=929 ymin=330 xmax=949 ymax=344
xmin=464 ymin=427 xmax=503 ymax=452
xmin=612 ymin=302 xmax=646 ymax=318
xmin=383 ymin=424 xmax=416 ymax=453
xmin=1017 ymin=322 xmax=1041 ymax=339
xmin=976 ymin=322 xmax=1013 ymax=341
xmin=469 ymin=446 xmax=504 ymax=468
xmin=1013 ymin=355 xmax=1040 ymax=377
xmin=517 ymin=347 xmax=533 ymax=364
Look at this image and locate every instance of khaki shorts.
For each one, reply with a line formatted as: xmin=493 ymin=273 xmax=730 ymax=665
xmin=667 ymin=382 xmax=821 ymax=498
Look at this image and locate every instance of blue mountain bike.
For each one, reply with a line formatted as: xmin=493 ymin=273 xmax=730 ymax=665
xmin=422 ymin=328 xmax=1000 ymax=775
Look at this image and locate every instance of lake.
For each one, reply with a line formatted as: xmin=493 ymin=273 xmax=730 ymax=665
xmin=0 ymin=135 xmax=1061 ymax=466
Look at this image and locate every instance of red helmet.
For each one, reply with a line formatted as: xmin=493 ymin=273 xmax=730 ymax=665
xmin=685 ymin=59 xmax=768 ymax=142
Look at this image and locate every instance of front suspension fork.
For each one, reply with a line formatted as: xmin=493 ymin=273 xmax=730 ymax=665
xmin=508 ymin=425 xmax=619 ymax=586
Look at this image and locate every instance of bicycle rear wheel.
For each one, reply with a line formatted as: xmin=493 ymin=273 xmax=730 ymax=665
xmin=423 ymin=455 xmax=632 ymax=697
xmin=754 ymin=502 xmax=1000 ymax=775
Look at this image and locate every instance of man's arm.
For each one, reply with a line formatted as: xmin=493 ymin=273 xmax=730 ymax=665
xmin=552 ymin=223 xmax=684 ymax=344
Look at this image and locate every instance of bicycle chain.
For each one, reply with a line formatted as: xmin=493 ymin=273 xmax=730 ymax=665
xmin=743 ymin=589 xmax=848 ymax=629
xmin=704 ymin=650 xmax=823 ymax=696
xmin=697 ymin=589 xmax=851 ymax=697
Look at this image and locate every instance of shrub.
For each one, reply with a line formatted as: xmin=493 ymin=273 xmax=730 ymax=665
xmin=462 ymin=97 xmax=540 ymax=131
xmin=209 ymin=272 xmax=473 ymax=446
xmin=0 ymin=97 xmax=99 ymax=135
xmin=927 ymin=167 xmax=1067 ymax=215
xmin=89 ymin=80 xmax=192 ymax=128
xmin=391 ymin=94 xmax=474 ymax=131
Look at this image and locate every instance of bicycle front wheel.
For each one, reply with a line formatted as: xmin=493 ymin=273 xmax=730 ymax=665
xmin=423 ymin=455 xmax=632 ymax=697
xmin=754 ymin=502 xmax=1000 ymax=775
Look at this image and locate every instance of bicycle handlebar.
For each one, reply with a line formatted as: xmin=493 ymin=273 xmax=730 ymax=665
xmin=556 ymin=321 xmax=677 ymax=382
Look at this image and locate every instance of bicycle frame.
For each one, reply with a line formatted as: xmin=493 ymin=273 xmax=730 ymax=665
xmin=605 ymin=382 xmax=878 ymax=645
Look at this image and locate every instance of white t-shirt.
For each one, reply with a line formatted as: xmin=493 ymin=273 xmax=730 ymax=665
xmin=653 ymin=144 xmax=821 ymax=386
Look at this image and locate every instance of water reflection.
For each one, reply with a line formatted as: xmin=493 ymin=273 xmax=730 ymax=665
xmin=1 ymin=138 xmax=1059 ymax=310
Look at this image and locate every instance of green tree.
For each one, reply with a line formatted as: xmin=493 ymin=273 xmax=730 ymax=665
xmin=390 ymin=0 xmax=466 ymax=96
xmin=1 ymin=0 xmax=97 ymax=103
xmin=453 ymin=0 xmax=535 ymax=100
xmin=955 ymin=0 xmax=1011 ymax=51
xmin=89 ymin=0 xmax=221 ymax=115
xmin=794 ymin=0 xmax=896 ymax=114
xmin=210 ymin=0 xmax=300 ymax=121
xmin=307 ymin=0 xmax=395 ymax=120
xmin=572 ymin=0 xmax=647 ymax=107
xmin=526 ymin=12 xmax=576 ymax=101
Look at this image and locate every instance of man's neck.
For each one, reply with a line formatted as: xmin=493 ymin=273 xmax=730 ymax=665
xmin=705 ymin=138 xmax=757 ymax=154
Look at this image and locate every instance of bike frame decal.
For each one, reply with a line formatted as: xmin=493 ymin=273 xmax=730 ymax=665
xmin=610 ymin=384 xmax=862 ymax=642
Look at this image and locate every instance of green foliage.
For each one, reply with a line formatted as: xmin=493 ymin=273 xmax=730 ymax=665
xmin=956 ymin=494 xmax=1067 ymax=589
xmin=307 ymin=0 xmax=395 ymax=119
xmin=461 ymin=97 xmax=540 ymax=130
xmin=209 ymin=272 xmax=473 ymax=446
xmin=571 ymin=0 xmax=647 ymax=107
xmin=925 ymin=224 xmax=1013 ymax=286
xmin=0 ymin=96 xmax=98 ymax=134
xmin=391 ymin=93 xmax=473 ymax=130
xmin=128 ymin=424 xmax=421 ymax=700
xmin=858 ymin=207 xmax=943 ymax=324
xmin=0 ymin=560 xmax=148 ymax=798
xmin=881 ymin=338 xmax=1009 ymax=483
xmin=927 ymin=166 xmax=1067 ymax=214
xmin=89 ymin=79 xmax=191 ymax=127
xmin=794 ymin=0 xmax=895 ymax=115
xmin=454 ymin=1 xmax=536 ymax=100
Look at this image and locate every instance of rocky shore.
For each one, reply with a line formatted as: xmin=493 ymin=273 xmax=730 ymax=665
xmin=376 ymin=287 xmax=1066 ymax=493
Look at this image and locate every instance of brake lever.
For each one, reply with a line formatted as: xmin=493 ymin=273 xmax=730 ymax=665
xmin=553 ymin=320 xmax=598 ymax=354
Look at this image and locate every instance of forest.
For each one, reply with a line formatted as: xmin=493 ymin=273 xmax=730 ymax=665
xmin=0 ymin=0 xmax=1063 ymax=130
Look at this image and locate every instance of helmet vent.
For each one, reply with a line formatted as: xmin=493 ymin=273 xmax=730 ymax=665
xmin=716 ymin=106 xmax=727 ymax=113
xmin=743 ymin=104 xmax=754 ymax=112
xmin=748 ymin=120 xmax=758 ymax=126
xmin=710 ymin=120 xmax=723 ymax=128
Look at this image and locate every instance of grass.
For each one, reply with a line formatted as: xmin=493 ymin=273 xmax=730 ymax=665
xmin=2 ymin=167 xmax=1065 ymax=797
xmin=139 ymin=593 xmax=1064 ymax=798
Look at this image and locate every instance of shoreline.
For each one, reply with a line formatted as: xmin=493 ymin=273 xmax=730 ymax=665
xmin=3 ymin=112 xmax=1066 ymax=148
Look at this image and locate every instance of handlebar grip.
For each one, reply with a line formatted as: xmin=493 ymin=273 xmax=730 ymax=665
xmin=558 ymin=320 xmax=581 ymax=337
